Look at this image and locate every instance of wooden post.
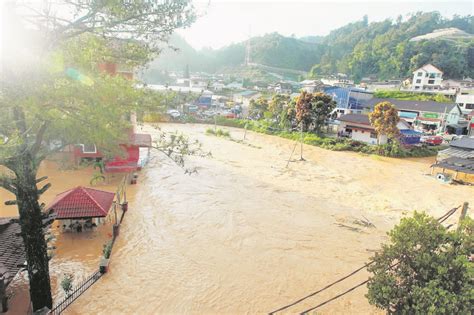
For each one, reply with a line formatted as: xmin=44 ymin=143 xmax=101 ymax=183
xmin=243 ymin=119 xmax=248 ymax=141
xmin=458 ymin=202 xmax=469 ymax=230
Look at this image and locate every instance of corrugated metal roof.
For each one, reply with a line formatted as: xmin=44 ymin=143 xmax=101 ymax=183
xmin=338 ymin=114 xmax=371 ymax=125
xmin=450 ymin=137 xmax=474 ymax=150
xmin=438 ymin=147 xmax=474 ymax=159
xmin=46 ymin=187 xmax=115 ymax=219
xmin=433 ymin=157 xmax=474 ymax=174
xmin=362 ymin=98 xmax=455 ymax=113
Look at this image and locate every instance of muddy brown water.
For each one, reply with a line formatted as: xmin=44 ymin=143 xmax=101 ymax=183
xmin=1 ymin=123 xmax=472 ymax=314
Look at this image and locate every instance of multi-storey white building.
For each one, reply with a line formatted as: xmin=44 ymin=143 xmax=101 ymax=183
xmin=411 ymin=64 xmax=443 ymax=91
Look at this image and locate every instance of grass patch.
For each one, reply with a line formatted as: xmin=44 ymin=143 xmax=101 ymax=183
xmin=373 ymin=90 xmax=453 ymax=103
xmin=206 ymin=127 xmax=230 ymax=138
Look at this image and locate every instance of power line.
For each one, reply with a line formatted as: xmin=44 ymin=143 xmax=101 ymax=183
xmin=299 ymin=279 xmax=370 ymax=314
xmin=268 ymin=262 xmax=373 ymax=314
xmin=269 ymin=206 xmax=462 ymax=314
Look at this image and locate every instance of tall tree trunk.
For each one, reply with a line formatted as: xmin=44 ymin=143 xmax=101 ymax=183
xmin=14 ymin=152 xmax=53 ymax=311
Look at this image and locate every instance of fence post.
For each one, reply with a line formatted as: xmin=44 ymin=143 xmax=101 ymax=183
xmin=458 ymin=202 xmax=469 ymax=230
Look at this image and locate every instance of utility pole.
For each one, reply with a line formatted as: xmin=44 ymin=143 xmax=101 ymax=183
xmin=300 ymin=123 xmax=304 ymax=160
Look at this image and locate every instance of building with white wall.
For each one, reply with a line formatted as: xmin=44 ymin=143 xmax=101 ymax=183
xmin=411 ymin=64 xmax=443 ymax=91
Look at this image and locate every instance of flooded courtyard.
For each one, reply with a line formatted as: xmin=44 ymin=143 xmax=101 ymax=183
xmin=1 ymin=123 xmax=472 ymax=314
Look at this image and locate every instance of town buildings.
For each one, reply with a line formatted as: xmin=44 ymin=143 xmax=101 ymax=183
xmin=324 ymin=86 xmax=373 ymax=116
xmin=337 ymin=113 xmax=416 ymax=145
xmin=362 ymin=98 xmax=465 ymax=134
xmin=233 ymin=90 xmax=262 ymax=109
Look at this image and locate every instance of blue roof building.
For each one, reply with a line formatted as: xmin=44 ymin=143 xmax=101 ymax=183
xmin=323 ymin=86 xmax=373 ymax=112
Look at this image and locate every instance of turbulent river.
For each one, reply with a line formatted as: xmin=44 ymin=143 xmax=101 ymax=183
xmin=1 ymin=123 xmax=472 ymax=314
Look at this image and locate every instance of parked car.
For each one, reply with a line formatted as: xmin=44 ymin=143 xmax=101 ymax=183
xmin=166 ymin=109 xmax=181 ymax=119
xmin=442 ymin=134 xmax=467 ymax=142
xmin=420 ymin=135 xmax=443 ymax=146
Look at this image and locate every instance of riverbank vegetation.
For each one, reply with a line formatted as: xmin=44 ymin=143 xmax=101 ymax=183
xmin=204 ymin=116 xmax=443 ymax=158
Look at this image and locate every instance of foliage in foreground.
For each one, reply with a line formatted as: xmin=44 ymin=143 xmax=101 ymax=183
xmin=366 ymin=212 xmax=473 ymax=314
xmin=0 ymin=0 xmax=195 ymax=311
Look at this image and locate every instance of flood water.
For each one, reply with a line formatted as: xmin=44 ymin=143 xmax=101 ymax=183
xmin=1 ymin=123 xmax=472 ymax=314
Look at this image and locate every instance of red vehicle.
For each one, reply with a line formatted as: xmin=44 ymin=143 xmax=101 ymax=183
xmin=420 ymin=135 xmax=443 ymax=146
xmin=223 ymin=112 xmax=237 ymax=119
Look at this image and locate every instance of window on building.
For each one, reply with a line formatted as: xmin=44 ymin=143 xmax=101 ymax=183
xmin=417 ymin=72 xmax=422 ymax=76
xmin=416 ymin=79 xmax=421 ymax=83
xmin=466 ymin=104 xmax=474 ymax=109
xmin=370 ymin=132 xmax=377 ymax=139
xmin=81 ymin=144 xmax=97 ymax=153
xmin=428 ymin=79 xmax=435 ymax=84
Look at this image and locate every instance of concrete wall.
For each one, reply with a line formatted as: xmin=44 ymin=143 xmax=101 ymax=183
xmin=432 ymin=166 xmax=474 ymax=184
xmin=351 ymin=130 xmax=378 ymax=144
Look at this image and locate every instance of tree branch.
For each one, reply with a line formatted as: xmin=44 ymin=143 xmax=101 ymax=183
xmin=0 ymin=175 xmax=17 ymax=194
xmin=31 ymin=121 xmax=49 ymax=155
xmin=37 ymin=183 xmax=51 ymax=195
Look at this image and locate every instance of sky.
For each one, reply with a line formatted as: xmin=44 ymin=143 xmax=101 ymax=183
xmin=178 ymin=0 xmax=473 ymax=49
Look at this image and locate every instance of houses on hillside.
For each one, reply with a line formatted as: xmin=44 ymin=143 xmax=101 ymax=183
xmin=300 ymin=79 xmax=326 ymax=93
xmin=233 ymin=90 xmax=262 ymax=109
xmin=411 ymin=64 xmax=443 ymax=91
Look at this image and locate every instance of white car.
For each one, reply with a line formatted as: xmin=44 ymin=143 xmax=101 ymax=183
xmin=166 ymin=109 xmax=181 ymax=118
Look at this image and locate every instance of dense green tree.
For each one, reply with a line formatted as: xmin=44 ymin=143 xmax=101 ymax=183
xmin=295 ymin=92 xmax=335 ymax=133
xmin=367 ymin=212 xmax=473 ymax=314
xmin=0 ymin=0 xmax=195 ymax=311
xmin=248 ymin=97 xmax=269 ymax=120
xmin=268 ymin=94 xmax=291 ymax=122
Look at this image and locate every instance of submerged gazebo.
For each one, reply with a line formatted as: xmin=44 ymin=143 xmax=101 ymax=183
xmin=46 ymin=187 xmax=115 ymax=232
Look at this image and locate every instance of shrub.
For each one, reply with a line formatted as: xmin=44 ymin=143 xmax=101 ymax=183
xmin=61 ymin=274 xmax=74 ymax=296
xmin=103 ymin=241 xmax=112 ymax=259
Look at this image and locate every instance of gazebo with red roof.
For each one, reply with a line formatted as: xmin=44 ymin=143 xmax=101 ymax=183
xmin=46 ymin=187 xmax=115 ymax=230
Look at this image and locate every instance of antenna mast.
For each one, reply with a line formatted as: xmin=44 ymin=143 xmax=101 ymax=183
xmin=245 ymin=25 xmax=251 ymax=66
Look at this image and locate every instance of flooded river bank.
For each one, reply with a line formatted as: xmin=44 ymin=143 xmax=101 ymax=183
xmin=2 ymin=123 xmax=472 ymax=314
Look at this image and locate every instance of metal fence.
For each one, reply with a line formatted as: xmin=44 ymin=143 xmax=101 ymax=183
xmin=50 ymin=270 xmax=102 ymax=315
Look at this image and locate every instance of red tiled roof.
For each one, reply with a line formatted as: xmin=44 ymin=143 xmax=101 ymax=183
xmin=46 ymin=187 xmax=115 ymax=219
